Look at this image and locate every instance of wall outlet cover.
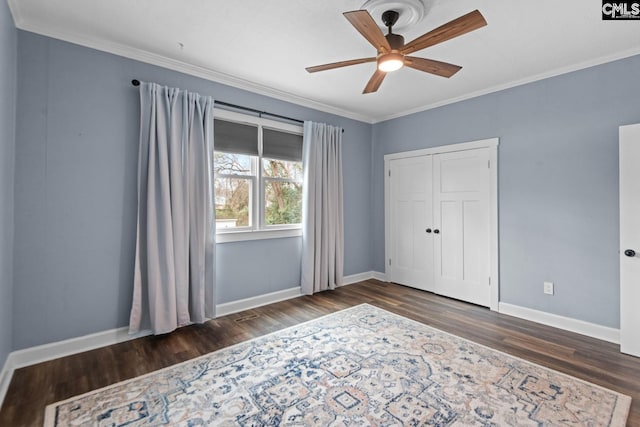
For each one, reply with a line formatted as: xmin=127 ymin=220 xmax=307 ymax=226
xmin=544 ymin=281 xmax=554 ymax=295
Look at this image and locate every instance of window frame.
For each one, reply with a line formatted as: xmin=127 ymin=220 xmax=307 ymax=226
xmin=213 ymin=109 xmax=303 ymax=243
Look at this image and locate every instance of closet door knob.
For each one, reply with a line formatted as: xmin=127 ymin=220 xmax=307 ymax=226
xmin=433 ymin=229 xmax=440 ymax=234
xmin=426 ymin=228 xmax=432 ymax=233
xmin=624 ymin=249 xmax=636 ymax=257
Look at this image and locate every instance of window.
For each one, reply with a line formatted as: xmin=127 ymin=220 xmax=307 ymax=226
xmin=213 ymin=109 xmax=303 ymax=242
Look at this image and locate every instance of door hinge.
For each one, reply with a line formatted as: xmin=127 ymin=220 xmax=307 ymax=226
xmin=388 ymin=170 xmax=391 ymax=177
xmin=488 ymin=160 xmax=490 ymax=169
xmin=488 ymin=276 xmax=491 ymax=286
xmin=389 ymin=258 xmax=392 ymax=266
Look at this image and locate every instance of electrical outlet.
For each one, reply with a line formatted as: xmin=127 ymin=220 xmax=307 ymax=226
xmin=543 ymin=281 xmax=554 ymax=295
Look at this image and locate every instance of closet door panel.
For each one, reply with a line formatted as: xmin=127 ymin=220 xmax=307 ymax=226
xmin=433 ymin=148 xmax=491 ymax=306
xmin=439 ymin=200 xmax=462 ymax=280
xmin=463 ymin=200 xmax=485 ymax=284
xmin=389 ymin=156 xmax=433 ymax=290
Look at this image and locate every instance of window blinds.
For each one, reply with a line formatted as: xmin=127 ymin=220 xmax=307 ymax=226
xmin=214 ymin=119 xmax=259 ymax=156
xmin=263 ymin=128 xmax=303 ymax=162
xmin=214 ymin=119 xmax=302 ymax=162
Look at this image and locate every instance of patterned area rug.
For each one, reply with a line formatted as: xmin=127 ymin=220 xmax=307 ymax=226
xmin=45 ymin=304 xmax=630 ymax=426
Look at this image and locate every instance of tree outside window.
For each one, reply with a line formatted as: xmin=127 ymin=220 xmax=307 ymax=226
xmin=263 ymin=158 xmax=303 ymax=226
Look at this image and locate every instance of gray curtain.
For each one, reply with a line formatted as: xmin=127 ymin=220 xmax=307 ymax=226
xmin=301 ymin=121 xmax=344 ymax=295
xmin=129 ymin=82 xmax=216 ymax=335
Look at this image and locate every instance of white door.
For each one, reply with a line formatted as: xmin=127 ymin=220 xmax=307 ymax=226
xmin=433 ymin=148 xmax=491 ymax=306
xmin=389 ymin=156 xmax=433 ymax=291
xmin=620 ymin=124 xmax=640 ymax=357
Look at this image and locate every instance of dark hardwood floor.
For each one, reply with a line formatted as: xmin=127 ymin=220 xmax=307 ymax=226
xmin=1 ymin=280 xmax=639 ymax=426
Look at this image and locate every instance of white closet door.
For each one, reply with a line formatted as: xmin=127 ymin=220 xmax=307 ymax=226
xmin=620 ymin=123 xmax=640 ymax=357
xmin=389 ymin=155 xmax=433 ymax=291
xmin=433 ymin=148 xmax=491 ymax=306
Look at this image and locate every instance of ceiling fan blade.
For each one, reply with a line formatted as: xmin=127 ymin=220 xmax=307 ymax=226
xmin=404 ymin=57 xmax=462 ymax=78
xmin=363 ymin=69 xmax=386 ymax=94
xmin=401 ymin=10 xmax=487 ymax=55
xmin=344 ymin=10 xmax=391 ymax=53
xmin=306 ymin=57 xmax=376 ymax=73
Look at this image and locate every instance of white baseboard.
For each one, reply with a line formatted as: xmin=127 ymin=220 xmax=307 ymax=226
xmin=0 ymin=356 xmax=12 ymax=412
xmin=499 ymin=302 xmax=620 ymax=344
xmin=342 ymin=271 xmax=373 ymax=285
xmin=371 ymin=271 xmax=388 ymax=282
xmin=0 ymin=272 xmax=385 ymax=409
xmin=216 ymin=287 xmax=302 ymax=317
xmin=7 ymin=328 xmax=153 ymax=372
xmin=0 ymin=286 xmax=301 ymax=408
xmin=342 ymin=271 xmax=387 ymax=286
xmin=217 ymin=273 xmax=384 ymax=315
xmin=4 ymin=275 xmax=378 ymax=372
xmin=0 ymin=326 xmax=152 ymax=409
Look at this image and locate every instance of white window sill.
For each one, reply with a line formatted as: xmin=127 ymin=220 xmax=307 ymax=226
xmin=216 ymin=228 xmax=302 ymax=243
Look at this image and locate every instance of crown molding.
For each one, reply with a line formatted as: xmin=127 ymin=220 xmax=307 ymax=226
xmin=9 ymin=15 xmax=374 ymax=124
xmin=9 ymin=0 xmax=640 ymax=126
xmin=373 ymin=46 xmax=640 ymax=123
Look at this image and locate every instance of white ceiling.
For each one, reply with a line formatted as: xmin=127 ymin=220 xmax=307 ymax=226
xmin=8 ymin=0 xmax=640 ymax=123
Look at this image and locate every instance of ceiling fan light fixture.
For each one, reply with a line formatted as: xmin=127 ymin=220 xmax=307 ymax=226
xmin=377 ymin=52 xmax=404 ymax=72
xmin=307 ymin=8 xmax=487 ymax=93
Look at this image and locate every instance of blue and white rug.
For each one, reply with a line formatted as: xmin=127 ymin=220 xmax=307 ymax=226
xmin=45 ymin=304 xmax=630 ymax=426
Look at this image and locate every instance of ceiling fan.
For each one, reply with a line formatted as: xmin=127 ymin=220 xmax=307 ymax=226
xmin=306 ymin=8 xmax=487 ymax=94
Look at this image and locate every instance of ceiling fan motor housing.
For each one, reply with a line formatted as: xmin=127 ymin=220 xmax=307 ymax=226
xmin=385 ymin=33 xmax=405 ymax=50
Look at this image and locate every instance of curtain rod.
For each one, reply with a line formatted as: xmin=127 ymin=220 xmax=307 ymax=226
xmin=131 ymin=79 xmax=306 ymax=125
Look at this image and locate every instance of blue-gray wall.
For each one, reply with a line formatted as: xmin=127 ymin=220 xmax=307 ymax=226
xmin=0 ymin=0 xmax=17 ymax=369
xmin=9 ymin=26 xmax=640 ymax=351
xmin=372 ymin=55 xmax=640 ymax=328
xmin=13 ymin=31 xmax=372 ymax=350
